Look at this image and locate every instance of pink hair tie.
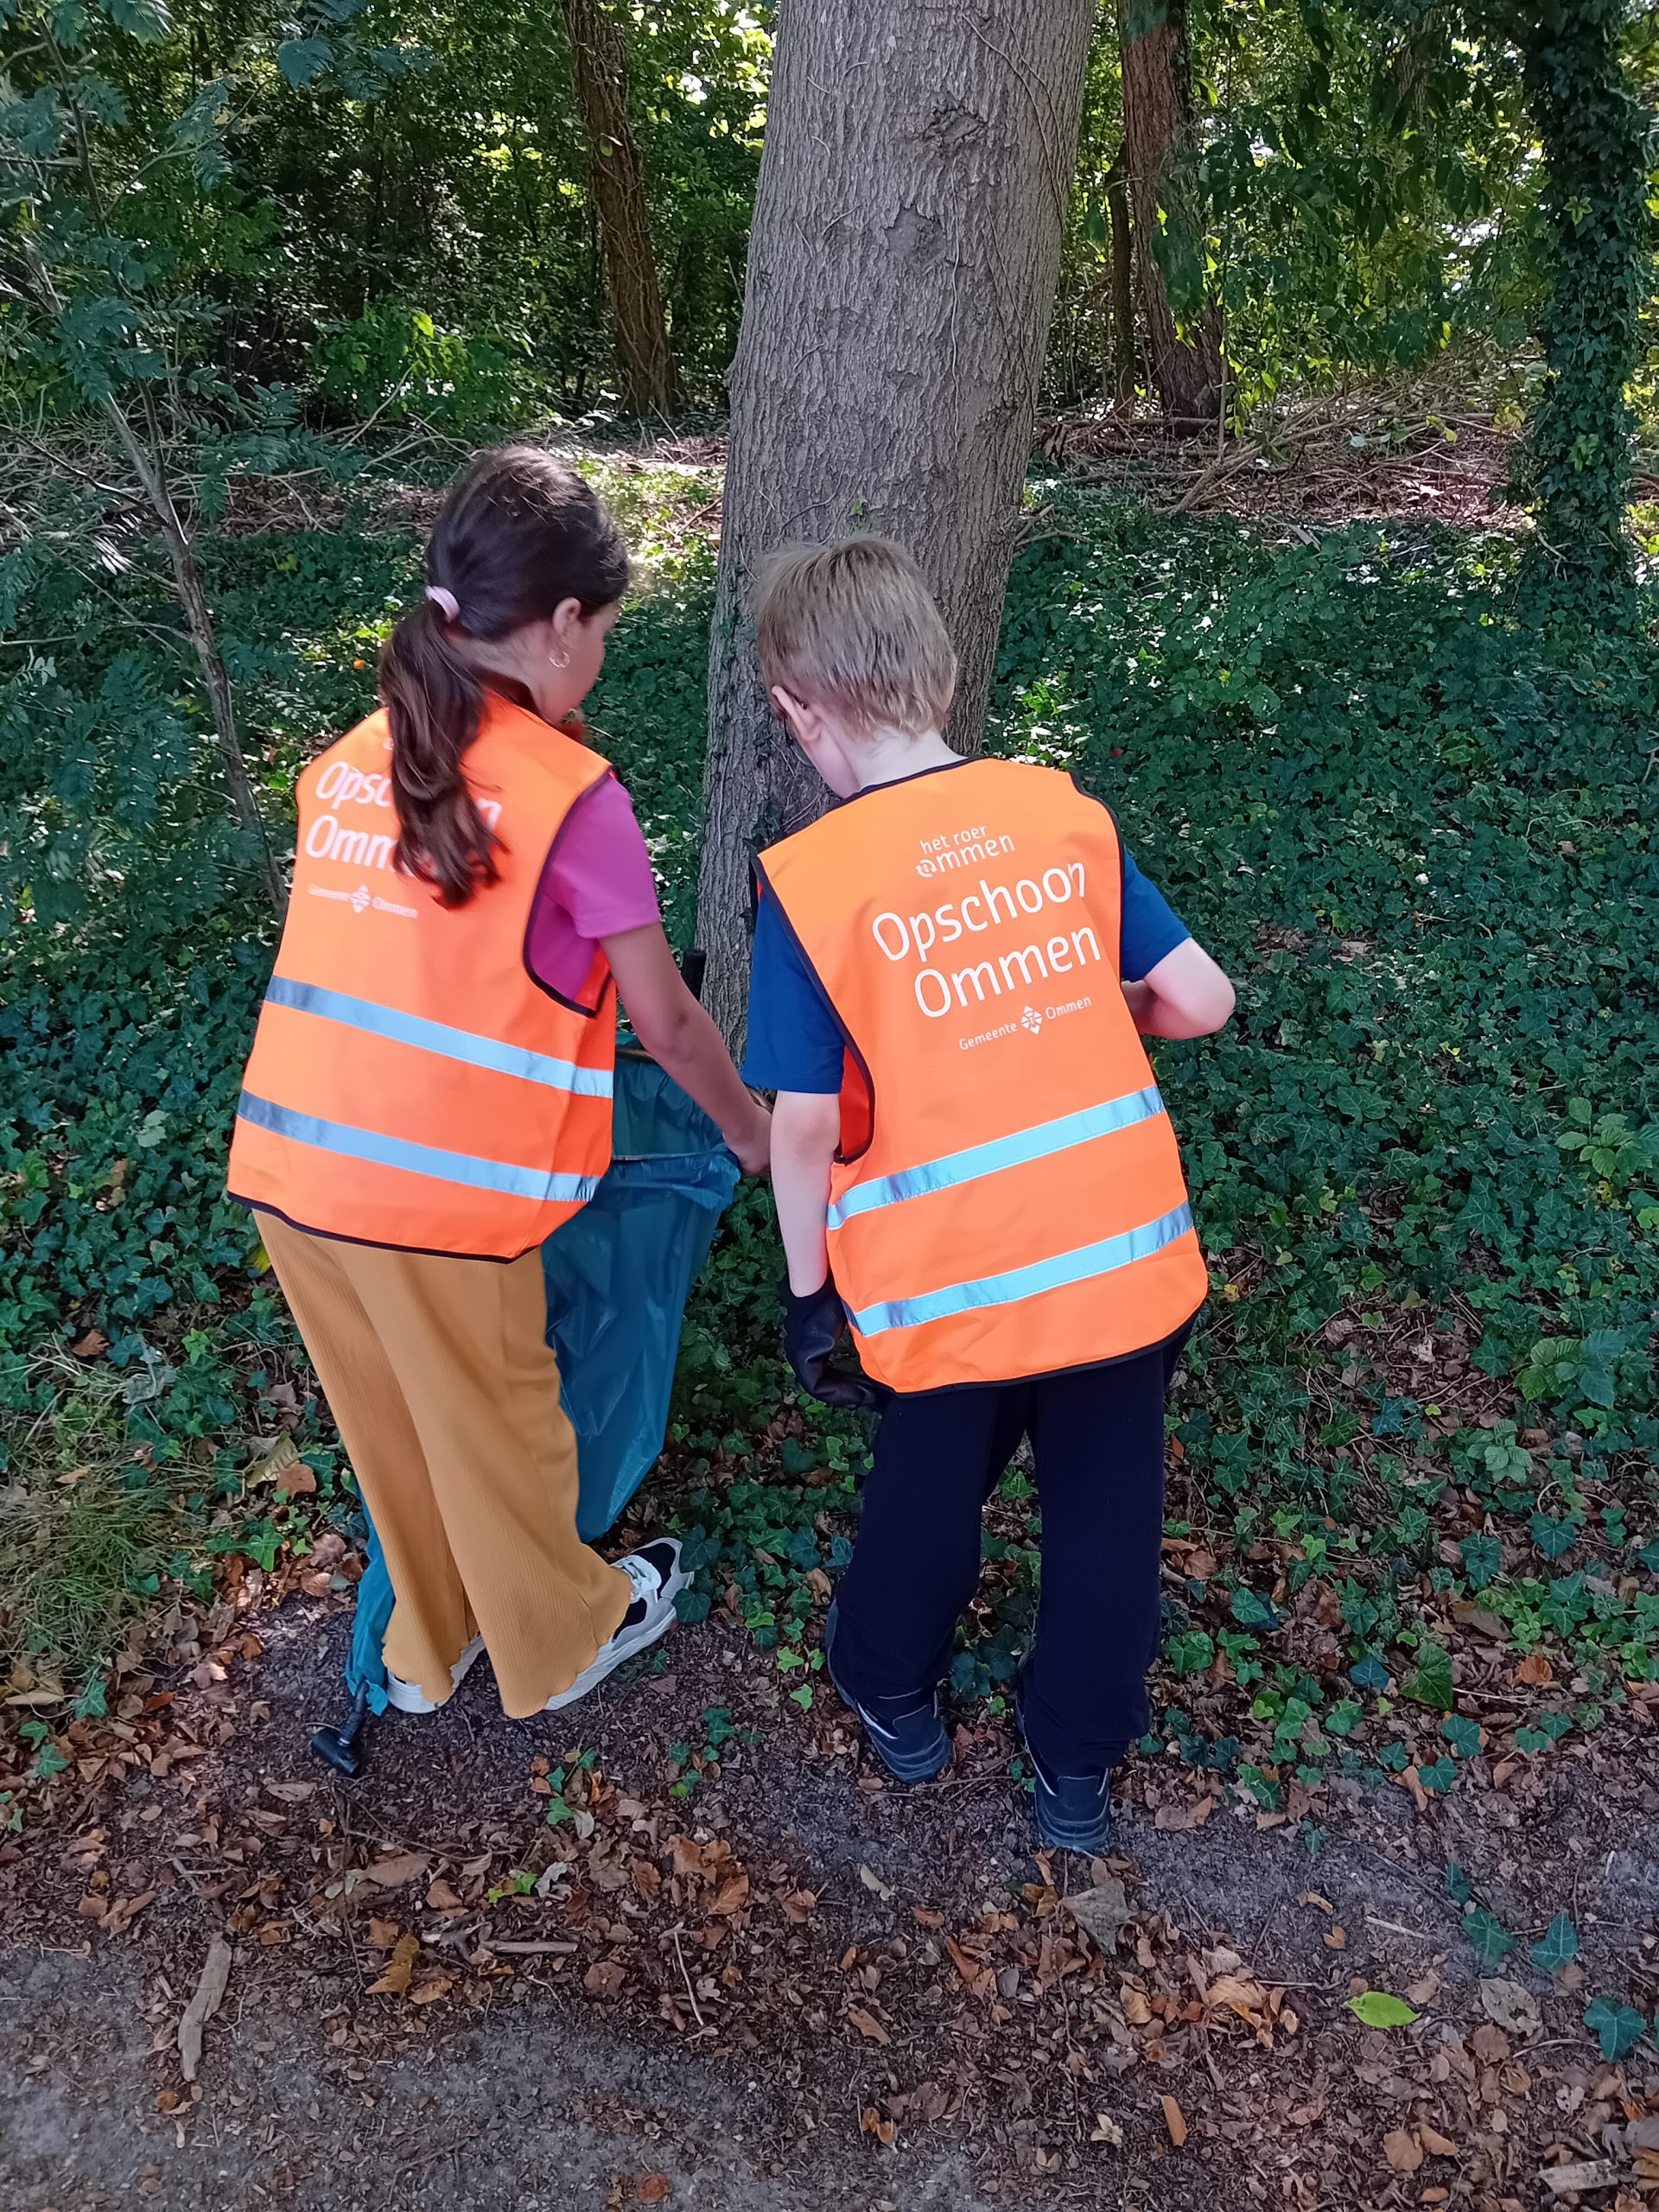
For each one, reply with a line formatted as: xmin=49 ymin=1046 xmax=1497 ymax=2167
xmin=425 ymin=584 xmax=460 ymax=621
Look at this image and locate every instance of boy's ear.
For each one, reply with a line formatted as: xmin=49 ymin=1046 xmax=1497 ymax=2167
xmin=771 ymin=686 xmax=809 ymax=737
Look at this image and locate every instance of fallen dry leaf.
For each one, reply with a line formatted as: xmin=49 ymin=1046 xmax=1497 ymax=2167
xmin=779 ymin=1889 xmax=817 ymax=1923
xmin=1322 ymin=1926 xmax=1348 ymax=1950
xmin=1206 ymin=1974 xmax=1268 ymax=2020
xmin=408 ymin=1973 xmax=454 ymax=2005
xmin=365 ymin=1853 xmax=429 ymax=1889
xmin=1160 ymin=2094 xmax=1187 ymax=2149
xmin=70 ymin=1329 xmax=109 ymax=1358
xmin=425 ymin=1878 xmax=465 ymax=1912
xmin=944 ymin=1936 xmax=991 ymax=1995
xmin=584 ymin=1959 xmax=627 ymax=1999
xmin=246 ymin=1433 xmax=301 ymax=1486
xmin=858 ymin=1864 xmax=894 ymax=1902
xmin=1541 ymin=2161 xmax=1623 ymax=2199
xmin=638 ymin=2179 xmax=672 ymax=2204
xmin=177 ymin=1936 xmax=233 ymax=2082
xmin=709 ymin=1873 xmax=749 ymax=1916
xmin=367 ymin=1931 xmax=419 ymax=1997
xmin=1420 ymin=2126 xmax=1458 ymax=2158
xmin=1121 ymin=1985 xmax=1153 ymax=2025
xmin=847 ymin=2005 xmax=891 ymax=2045
xmin=366 ymin=1917 xmax=402 ymax=1948
xmin=1090 ymin=2113 xmax=1124 ymax=2146
xmin=1471 ymin=2021 xmax=1511 ymax=2065
xmin=1515 ymin=1651 xmax=1554 ymax=1688
xmin=1383 ymin=2130 xmax=1424 ymax=2175
xmin=1065 ymin=1875 xmax=1131 ymax=1951
xmin=1479 ymin=1979 xmax=1541 ymax=2037
xmin=102 ymin=1891 xmax=156 ymax=1935
xmin=858 ymin=2107 xmax=896 ymax=2147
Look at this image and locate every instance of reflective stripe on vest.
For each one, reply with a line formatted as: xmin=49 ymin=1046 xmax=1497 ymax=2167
xmin=237 ymin=1090 xmax=602 ymax=1206
xmin=849 ymin=1201 xmax=1194 ymax=1338
xmin=825 ymin=1084 xmax=1165 ymax=1229
xmin=264 ymin=976 xmax=614 ymax=1097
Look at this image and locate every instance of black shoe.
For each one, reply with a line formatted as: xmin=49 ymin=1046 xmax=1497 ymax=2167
xmin=1016 ymin=1685 xmax=1116 ymax=1853
xmin=823 ymin=1601 xmax=950 ymax=1783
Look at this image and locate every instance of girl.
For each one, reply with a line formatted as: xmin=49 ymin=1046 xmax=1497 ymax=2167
xmin=229 ymin=446 xmax=769 ymax=1721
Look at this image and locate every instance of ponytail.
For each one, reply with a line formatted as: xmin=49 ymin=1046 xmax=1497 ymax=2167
xmin=378 ymin=444 xmax=630 ymax=908
xmin=380 ymin=600 xmax=499 ymax=907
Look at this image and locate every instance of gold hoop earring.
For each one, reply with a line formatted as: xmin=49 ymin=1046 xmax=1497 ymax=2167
xmin=548 ymin=648 xmax=570 ymax=671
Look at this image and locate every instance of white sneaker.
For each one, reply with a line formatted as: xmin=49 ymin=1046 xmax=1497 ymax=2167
xmin=385 ymin=1633 xmax=486 ymax=1714
xmin=543 ymin=1539 xmax=690 ymax=1712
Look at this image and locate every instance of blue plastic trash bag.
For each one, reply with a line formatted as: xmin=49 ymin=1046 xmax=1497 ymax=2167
xmin=345 ymin=1048 xmax=738 ymax=1713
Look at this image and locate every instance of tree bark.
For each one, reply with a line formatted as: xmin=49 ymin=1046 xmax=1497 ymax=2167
xmin=696 ymin=0 xmax=1097 ymax=1044
xmin=559 ymin=0 xmax=676 ymax=417
xmin=1103 ymin=142 xmax=1137 ymax=403
xmin=1116 ymin=0 xmax=1222 ymax=429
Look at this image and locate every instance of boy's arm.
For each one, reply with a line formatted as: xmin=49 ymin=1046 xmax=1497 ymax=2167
xmin=772 ymin=1090 xmax=841 ymax=1293
xmin=1126 ymin=938 xmax=1236 ymax=1039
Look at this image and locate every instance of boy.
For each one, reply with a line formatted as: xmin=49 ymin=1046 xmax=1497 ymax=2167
xmin=742 ymin=538 xmax=1236 ymax=1853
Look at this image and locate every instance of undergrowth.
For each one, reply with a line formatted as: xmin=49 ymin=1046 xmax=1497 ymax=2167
xmin=3 ymin=468 xmax=1656 ymax=1845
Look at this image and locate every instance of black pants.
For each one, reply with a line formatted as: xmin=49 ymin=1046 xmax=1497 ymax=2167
xmin=830 ymin=1336 xmax=1185 ymax=1772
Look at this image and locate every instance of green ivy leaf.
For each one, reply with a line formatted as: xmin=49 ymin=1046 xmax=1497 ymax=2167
xmin=1529 ymin=1512 xmax=1578 ymax=1561
xmin=1441 ymin=1714 xmax=1482 ymax=1758
xmin=1530 ymin=1913 xmax=1579 ymax=1973
xmin=1583 ymin=1996 xmax=1647 ymax=2062
xmin=1459 ymin=1533 xmax=1502 ymax=1590
xmin=1406 ymin=1643 xmax=1455 ymax=1713
xmin=1416 ymin=1755 xmax=1458 ymax=1792
xmin=1164 ymin=1627 xmax=1216 ymax=1675
xmin=1230 ymin=1586 xmax=1276 ymax=1630
xmin=1349 ymin=1653 xmax=1390 ymax=1691
xmin=1346 ymin=1990 xmax=1420 ymax=2029
xmin=1464 ymin=1907 xmax=1515 ymax=1970
xmin=1446 ymin=1862 xmax=1473 ymax=1907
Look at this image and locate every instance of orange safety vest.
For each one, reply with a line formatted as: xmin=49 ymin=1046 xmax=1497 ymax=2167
xmin=228 ymin=694 xmax=617 ymax=1259
xmin=758 ymin=758 xmax=1208 ymax=1391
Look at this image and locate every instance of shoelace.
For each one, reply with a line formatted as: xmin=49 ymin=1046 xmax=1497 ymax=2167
xmin=620 ymin=1553 xmax=663 ymax=1603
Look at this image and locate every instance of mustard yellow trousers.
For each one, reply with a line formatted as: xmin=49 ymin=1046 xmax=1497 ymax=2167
xmin=257 ymin=1211 xmax=631 ymax=1716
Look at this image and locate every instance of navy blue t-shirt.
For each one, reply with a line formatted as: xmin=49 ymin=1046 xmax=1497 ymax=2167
xmin=742 ymin=798 xmax=1190 ymax=1096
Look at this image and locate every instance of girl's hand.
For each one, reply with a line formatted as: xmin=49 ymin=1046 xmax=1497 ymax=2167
xmin=732 ymin=1096 xmax=772 ymax=1177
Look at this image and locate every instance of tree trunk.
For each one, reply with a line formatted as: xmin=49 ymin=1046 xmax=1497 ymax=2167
xmin=1117 ymin=0 xmax=1222 ymax=429
xmin=1510 ymin=0 xmax=1647 ymax=609
xmin=1103 ymin=143 xmax=1137 ymax=403
xmin=697 ymin=0 xmax=1097 ymax=1045
xmin=559 ymin=0 xmax=676 ymax=417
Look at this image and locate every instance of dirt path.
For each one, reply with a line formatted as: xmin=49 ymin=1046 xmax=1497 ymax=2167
xmin=4 ymin=1596 xmax=1659 ymax=2211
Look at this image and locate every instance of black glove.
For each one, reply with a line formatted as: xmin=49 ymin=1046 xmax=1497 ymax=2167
xmin=781 ymin=1276 xmax=888 ymax=1411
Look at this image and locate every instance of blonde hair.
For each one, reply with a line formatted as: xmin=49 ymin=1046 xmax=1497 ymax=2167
xmin=753 ymin=537 xmax=957 ymax=738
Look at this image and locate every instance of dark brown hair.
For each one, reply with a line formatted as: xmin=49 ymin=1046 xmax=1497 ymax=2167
xmin=379 ymin=445 xmax=630 ymax=906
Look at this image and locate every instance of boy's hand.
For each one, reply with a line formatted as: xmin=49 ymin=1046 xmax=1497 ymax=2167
xmin=781 ymin=1276 xmax=888 ymax=1411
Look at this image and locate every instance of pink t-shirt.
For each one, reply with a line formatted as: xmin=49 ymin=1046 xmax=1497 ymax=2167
xmin=525 ymin=774 xmax=661 ymax=1002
